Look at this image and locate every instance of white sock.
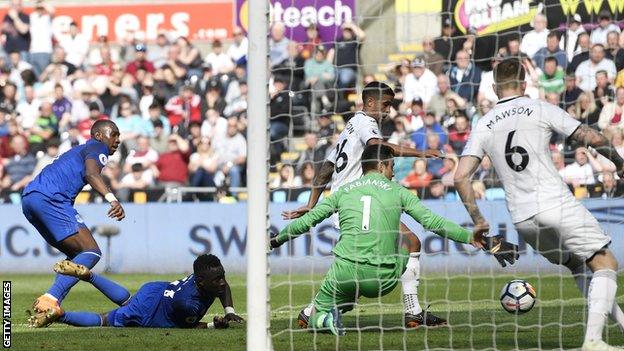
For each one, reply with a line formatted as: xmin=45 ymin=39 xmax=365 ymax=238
xmin=303 ymin=303 xmax=314 ymax=317
xmin=585 ymin=269 xmax=617 ymax=343
xmin=401 ymin=253 xmax=422 ymax=315
xmin=571 ymin=265 xmax=624 ymax=332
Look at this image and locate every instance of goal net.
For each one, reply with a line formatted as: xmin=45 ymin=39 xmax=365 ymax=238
xmin=247 ymin=0 xmax=624 ymax=349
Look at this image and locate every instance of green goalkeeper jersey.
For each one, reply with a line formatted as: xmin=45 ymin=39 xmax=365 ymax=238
xmin=276 ymin=172 xmax=472 ymax=266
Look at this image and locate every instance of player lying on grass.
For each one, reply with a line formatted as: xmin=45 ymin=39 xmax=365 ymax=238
xmin=29 ymin=254 xmax=244 ymax=329
xmin=271 ymin=144 xmax=517 ymax=336
xmin=283 ymin=82 xmax=448 ymax=329
xmin=22 ymin=120 xmax=125 ymax=314
xmin=455 ymin=58 xmax=624 ymax=351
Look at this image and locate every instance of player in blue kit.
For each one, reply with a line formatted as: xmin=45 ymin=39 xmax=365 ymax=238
xmin=22 ymin=120 xmax=126 ymax=315
xmin=28 ymin=254 xmax=244 ymax=329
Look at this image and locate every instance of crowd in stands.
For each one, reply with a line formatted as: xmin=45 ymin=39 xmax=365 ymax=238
xmin=1 ymin=0 xmax=623 ymax=203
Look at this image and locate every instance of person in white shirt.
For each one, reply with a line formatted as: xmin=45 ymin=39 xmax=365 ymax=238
xmin=590 ymin=10 xmax=621 ymax=45
xmin=201 ymin=108 xmax=227 ymax=140
xmin=204 ymin=39 xmax=234 ymax=75
xmin=16 ymin=85 xmax=40 ymax=129
xmin=147 ymin=33 xmax=169 ymax=69
xmin=455 ymin=58 xmax=624 ymax=351
xmin=402 ymin=58 xmax=438 ymax=105
xmin=561 ymin=14 xmax=586 ymax=61
xmin=58 ymin=22 xmax=89 ymax=68
xmin=213 ymin=117 xmax=246 ymax=190
xmin=29 ymin=0 xmax=53 ymax=76
xmin=560 ymin=147 xmax=599 ymax=185
xmin=575 ymin=44 xmax=617 ymax=91
xmin=520 ymin=13 xmax=549 ymax=58
xmin=227 ymin=26 xmax=248 ymax=64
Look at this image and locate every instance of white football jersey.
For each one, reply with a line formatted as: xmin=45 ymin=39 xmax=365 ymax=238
xmin=327 ymin=111 xmax=382 ymax=193
xmin=462 ymin=96 xmax=581 ymax=223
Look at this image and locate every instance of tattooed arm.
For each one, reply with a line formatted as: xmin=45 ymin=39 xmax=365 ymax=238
xmin=569 ymin=125 xmax=624 ymax=171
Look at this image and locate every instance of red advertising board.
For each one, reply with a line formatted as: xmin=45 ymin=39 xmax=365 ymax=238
xmin=0 ymin=1 xmax=234 ymax=42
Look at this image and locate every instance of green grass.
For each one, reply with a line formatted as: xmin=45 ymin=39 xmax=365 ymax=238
xmin=5 ymin=273 xmax=624 ymax=350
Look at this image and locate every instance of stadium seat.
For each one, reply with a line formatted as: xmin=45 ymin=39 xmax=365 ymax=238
xmin=272 ymin=190 xmax=287 ymax=203
xmin=485 ymin=188 xmax=506 ymax=201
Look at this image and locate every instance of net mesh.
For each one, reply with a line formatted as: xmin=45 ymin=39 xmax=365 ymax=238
xmin=264 ymin=1 xmax=624 ymax=349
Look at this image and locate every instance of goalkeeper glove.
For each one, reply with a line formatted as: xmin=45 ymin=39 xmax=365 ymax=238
xmin=268 ymin=231 xmax=283 ymax=250
xmin=483 ymin=235 xmax=519 ymax=268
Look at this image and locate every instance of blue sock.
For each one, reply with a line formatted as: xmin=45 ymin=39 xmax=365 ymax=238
xmin=59 ymin=312 xmax=103 ymax=327
xmin=48 ymin=249 xmax=101 ymax=302
xmin=88 ymin=274 xmax=130 ymax=306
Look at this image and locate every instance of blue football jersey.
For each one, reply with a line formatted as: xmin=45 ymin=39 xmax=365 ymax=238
xmin=150 ymin=274 xmax=215 ymax=328
xmin=23 ymin=139 xmax=109 ymax=201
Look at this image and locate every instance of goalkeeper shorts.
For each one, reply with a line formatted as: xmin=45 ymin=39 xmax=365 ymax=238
xmin=514 ymin=200 xmax=611 ymax=265
xmin=313 ymin=250 xmax=409 ymax=313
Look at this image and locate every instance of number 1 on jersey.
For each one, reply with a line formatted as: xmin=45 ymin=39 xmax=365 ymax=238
xmin=360 ymin=195 xmax=371 ymax=231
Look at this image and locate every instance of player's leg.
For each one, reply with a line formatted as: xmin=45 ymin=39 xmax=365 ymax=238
xmin=567 ymin=258 xmax=624 ymax=332
xmin=58 ymin=312 xmax=108 ymax=327
xmin=584 ymin=249 xmax=619 ymax=348
xmin=54 ymin=260 xmax=131 ymax=306
xmin=308 ymin=258 xmax=356 ymax=336
xmin=399 ymin=221 xmax=446 ymax=328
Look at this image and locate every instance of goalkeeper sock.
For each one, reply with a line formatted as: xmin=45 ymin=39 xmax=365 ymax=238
xmin=572 ymin=265 xmax=624 ymax=331
xmin=59 ymin=311 xmax=103 ymax=327
xmin=48 ymin=250 xmax=101 ymax=303
xmin=400 ymin=253 xmax=422 ymax=315
xmin=88 ymin=274 xmax=131 ymax=306
xmin=585 ymin=269 xmax=617 ymax=343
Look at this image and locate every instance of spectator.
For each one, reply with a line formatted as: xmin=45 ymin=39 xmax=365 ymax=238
xmin=165 ymin=85 xmax=202 ymax=128
xmin=429 ymin=73 xmax=465 ymax=119
xmin=561 ymin=14 xmax=586 ymax=61
xmin=447 ymin=111 xmax=471 ymax=154
xmin=224 ymin=80 xmax=247 ymax=117
xmin=568 ymin=32 xmax=591 ymax=73
xmin=575 ymin=91 xmax=601 ymax=127
xmin=148 ymin=33 xmax=170 ymax=69
xmin=124 ymin=135 xmax=158 ymax=173
xmin=227 ymin=26 xmax=248 ymax=64
xmin=59 ymin=21 xmax=89 ymax=68
xmin=163 ymin=44 xmax=187 ymax=79
xmin=561 ymin=73 xmax=583 ymax=108
xmin=1 ymin=135 xmax=35 ymax=192
xmin=294 ymin=161 xmax=315 ymax=187
xmin=538 ymin=56 xmax=565 ymax=96
xmin=52 ymin=83 xmax=72 ymax=120
xmin=505 ymin=35 xmax=523 ymax=58
xmin=595 ymin=171 xmax=624 ymax=198
xmin=27 ymin=101 xmax=58 ymax=154
xmin=204 ymin=39 xmax=234 ymax=75
xmin=269 ymin=22 xmax=290 ymax=68
xmin=146 ymin=103 xmax=170 ymax=135
xmin=0 ymin=82 xmax=17 ymax=114
xmin=425 ymin=133 xmax=444 ymax=175
xmin=552 ymin=150 xmax=565 ymax=172
xmin=270 ymin=163 xmax=295 ymax=189
xmin=560 ymin=147 xmax=599 ymax=186
xmin=202 ymin=82 xmax=227 ymax=117
xmin=317 ymin=113 xmax=335 ymax=139
xmin=606 ymin=126 xmax=624 ymax=157
xmin=32 ymin=137 xmax=58 ymax=177
xmin=295 ymin=132 xmax=328 ymax=173
xmin=186 ymin=121 xmax=202 ymax=153
xmin=423 ymin=180 xmax=447 ymax=200
xmin=401 ymin=159 xmax=432 ymax=189
xmin=304 ymin=47 xmax=335 ymax=116
xmin=440 ymin=154 xmax=459 ymax=187
xmin=125 ymin=43 xmax=155 ymax=79
xmin=213 ymin=117 xmax=246 ymax=192
xmin=598 ymin=87 xmax=624 ymax=130
xmin=189 ymin=137 xmax=218 ymax=188
xmin=533 ymin=32 xmax=567 ymax=70
xmin=434 ymin=18 xmax=464 ymax=64
xmin=478 ymin=54 xmax=504 ymax=103
xmin=119 ymin=163 xmax=153 ymax=193
xmin=58 ymin=123 xmax=85 ymax=154
xmin=606 ymin=30 xmax=624 ymax=71
xmin=403 ymin=58 xmax=437 ymax=105
xmin=149 ymin=119 xmax=169 ymax=154
xmin=417 ymin=37 xmax=444 ymax=75
xmin=2 ymin=0 xmax=30 ymax=61
xmin=475 ymin=156 xmax=502 ymax=188
xmin=152 ymin=134 xmax=190 ymax=186
xmin=273 ymin=42 xmax=305 ymax=92
xmin=575 ymin=44 xmax=616 ymax=91
xmin=328 ymin=22 xmax=365 ymax=89
xmin=448 ymin=49 xmax=481 ymax=103
xmin=298 ymin=23 xmax=323 ymax=61
xmin=8 ymin=51 xmax=31 ymax=85
xmin=590 ymin=10 xmax=621 ymax=45
xmin=388 ymin=115 xmax=408 ymax=144
xmin=176 ymin=36 xmax=203 ymax=78
xmin=594 ymin=70 xmax=615 ymax=107
xmin=16 ymin=85 xmax=40 ymax=129
xmin=520 ymin=13 xmax=549 ymax=58
xmin=28 ymin=0 xmax=53 ymax=76
xmin=154 ymin=64 xmax=183 ymax=103
xmin=471 ymin=99 xmax=493 ymax=128
xmin=411 ymin=111 xmax=447 ymax=150
xmin=116 ymin=101 xmax=151 ymax=147
xmin=402 ymin=98 xmax=425 ymax=133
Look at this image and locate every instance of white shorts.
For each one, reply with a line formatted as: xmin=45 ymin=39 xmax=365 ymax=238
xmin=514 ymin=200 xmax=611 ymax=266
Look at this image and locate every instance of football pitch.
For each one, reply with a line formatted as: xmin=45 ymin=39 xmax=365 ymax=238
xmin=6 ymin=273 xmax=624 ymax=350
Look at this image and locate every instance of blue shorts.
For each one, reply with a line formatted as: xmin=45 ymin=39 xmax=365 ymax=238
xmin=107 ymin=282 xmax=169 ymax=328
xmin=21 ymin=192 xmax=87 ymax=248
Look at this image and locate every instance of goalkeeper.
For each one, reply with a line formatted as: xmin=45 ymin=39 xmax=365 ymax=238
xmin=271 ymin=144 xmax=517 ymax=335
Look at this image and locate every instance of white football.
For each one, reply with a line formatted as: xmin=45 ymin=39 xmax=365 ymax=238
xmin=500 ymin=279 xmax=536 ymax=314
